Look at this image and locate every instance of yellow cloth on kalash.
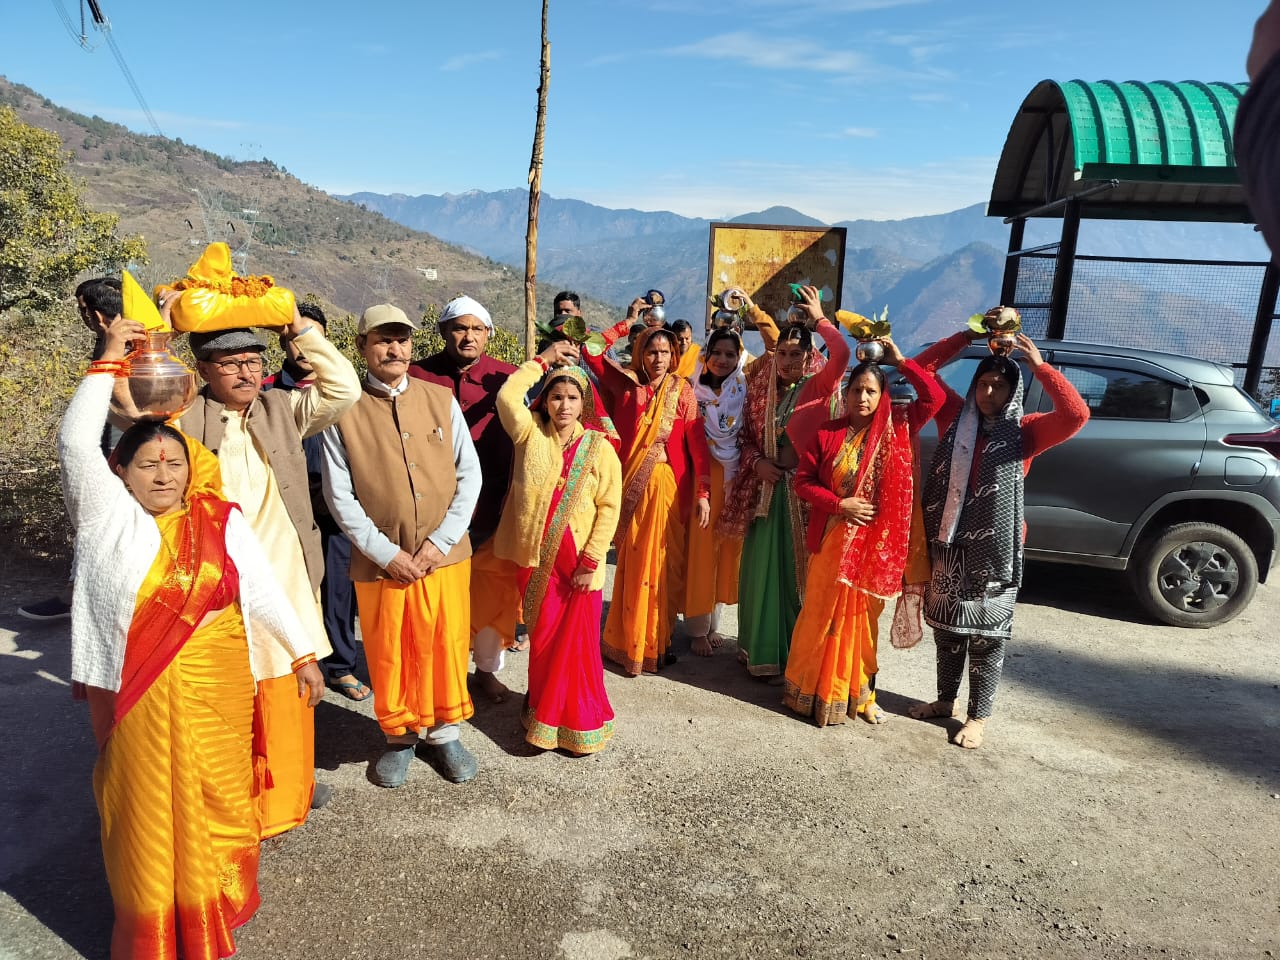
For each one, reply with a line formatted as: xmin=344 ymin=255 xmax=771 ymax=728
xmin=784 ymin=430 xmax=885 ymax=726
xmin=215 ymin=413 xmax=329 ymax=837
xmin=354 ymin=560 xmax=475 ymax=739
xmin=469 ymin=539 xmax=522 ymax=648
xmin=683 ymin=456 xmax=741 ymax=619
xmin=602 ymin=462 xmax=684 ymax=675
xmin=94 ymin=595 xmax=259 ymax=960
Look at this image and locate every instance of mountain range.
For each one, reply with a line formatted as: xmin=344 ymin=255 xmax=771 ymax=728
xmin=3 ymin=70 xmax=1267 ymax=357
xmin=342 ymin=189 xmax=1270 ymax=349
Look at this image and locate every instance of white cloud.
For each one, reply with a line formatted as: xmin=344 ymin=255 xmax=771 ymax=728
xmin=439 ymin=50 xmax=503 ymax=72
xmin=669 ymin=31 xmax=876 ymax=76
xmin=842 ymin=127 xmax=879 ymax=138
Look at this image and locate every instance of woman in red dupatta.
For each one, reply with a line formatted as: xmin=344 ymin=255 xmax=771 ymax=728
xmin=495 ymin=343 xmax=623 ymax=752
xmin=584 ymin=322 xmax=712 ymax=675
xmin=782 ymin=340 xmax=943 ymax=726
xmin=61 ymin=318 xmax=324 ymax=960
xmin=718 ymin=286 xmax=848 ymax=680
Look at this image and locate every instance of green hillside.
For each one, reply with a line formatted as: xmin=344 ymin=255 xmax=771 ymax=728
xmin=0 ymin=76 xmax=611 ymax=330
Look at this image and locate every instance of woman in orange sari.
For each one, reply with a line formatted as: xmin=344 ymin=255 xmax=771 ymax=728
xmin=782 ymin=340 xmax=943 ymax=726
xmin=60 ymin=318 xmax=324 ymax=960
xmin=585 ymin=321 xmax=712 ymax=675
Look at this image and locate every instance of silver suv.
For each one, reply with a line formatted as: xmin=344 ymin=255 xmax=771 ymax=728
xmin=911 ymin=340 xmax=1280 ymax=628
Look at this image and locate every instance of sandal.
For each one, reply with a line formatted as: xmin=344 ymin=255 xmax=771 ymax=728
xmin=328 ymin=676 xmax=372 ymax=702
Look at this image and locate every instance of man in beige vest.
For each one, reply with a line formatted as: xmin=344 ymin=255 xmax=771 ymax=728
xmin=179 ymin=305 xmax=361 ymax=830
xmin=320 ymin=304 xmax=482 ymax=788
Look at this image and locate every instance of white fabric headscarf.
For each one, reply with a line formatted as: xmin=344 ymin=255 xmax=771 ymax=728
xmin=439 ymin=295 xmax=493 ymax=331
xmin=694 ymin=330 xmax=749 ymax=486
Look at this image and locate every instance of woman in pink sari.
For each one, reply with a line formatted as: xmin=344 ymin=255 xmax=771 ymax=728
xmin=494 ymin=342 xmax=623 ymax=754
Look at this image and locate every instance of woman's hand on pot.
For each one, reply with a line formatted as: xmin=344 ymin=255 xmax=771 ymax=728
xmin=1014 ymin=333 xmax=1043 ymax=367
xmin=98 ymin=318 xmax=147 ymax=360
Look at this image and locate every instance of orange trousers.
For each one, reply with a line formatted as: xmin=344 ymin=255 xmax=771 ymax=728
xmin=354 ymin=560 xmax=475 ymax=739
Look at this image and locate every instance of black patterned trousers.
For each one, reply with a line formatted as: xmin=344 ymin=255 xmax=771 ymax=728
xmin=932 ymin=629 xmax=1006 ymax=720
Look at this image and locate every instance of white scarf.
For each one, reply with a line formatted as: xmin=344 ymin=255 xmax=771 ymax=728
xmin=694 ymin=351 xmax=748 ymax=486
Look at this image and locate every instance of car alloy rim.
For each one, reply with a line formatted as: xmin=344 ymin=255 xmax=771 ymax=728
xmin=1155 ymin=541 xmax=1240 ymax=613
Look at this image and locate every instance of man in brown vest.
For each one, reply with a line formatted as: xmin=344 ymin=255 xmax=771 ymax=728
xmin=321 ymin=304 xmax=482 ymax=788
xmin=180 ymin=306 xmax=361 ymax=828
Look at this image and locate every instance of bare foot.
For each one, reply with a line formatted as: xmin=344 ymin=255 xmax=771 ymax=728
xmin=708 ymin=631 xmax=726 ymax=649
xmin=954 ymin=717 xmax=986 ymax=749
xmin=858 ymin=702 xmax=888 ymax=725
xmin=474 ymin=670 xmax=509 ymax=704
xmin=690 ymin=635 xmax=714 ymax=657
xmin=908 ymin=699 xmax=955 ymax=720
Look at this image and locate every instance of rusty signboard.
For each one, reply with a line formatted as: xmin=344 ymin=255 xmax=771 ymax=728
xmin=705 ymin=222 xmax=847 ymax=331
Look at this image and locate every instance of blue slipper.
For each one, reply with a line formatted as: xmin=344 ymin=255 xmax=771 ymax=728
xmin=328 ymin=676 xmax=372 ymax=702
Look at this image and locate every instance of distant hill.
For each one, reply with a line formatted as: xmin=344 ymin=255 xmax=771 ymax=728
xmin=345 ymin=188 xmax=1268 ymax=350
xmin=0 ymin=77 xmax=610 ymax=331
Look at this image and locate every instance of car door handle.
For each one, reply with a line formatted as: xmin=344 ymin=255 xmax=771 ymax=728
xmin=1190 ymin=459 xmax=1201 ymax=479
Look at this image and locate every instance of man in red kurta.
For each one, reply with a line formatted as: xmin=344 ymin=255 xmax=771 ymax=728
xmin=409 ymin=296 xmax=519 ymax=702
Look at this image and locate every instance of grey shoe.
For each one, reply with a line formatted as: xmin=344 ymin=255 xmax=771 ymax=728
xmin=371 ymin=744 xmax=416 ymax=788
xmin=310 ymin=781 xmax=334 ymax=809
xmin=418 ymin=739 xmax=478 ymax=783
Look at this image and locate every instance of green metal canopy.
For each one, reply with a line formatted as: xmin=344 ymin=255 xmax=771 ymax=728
xmin=988 ymin=80 xmax=1251 ymax=222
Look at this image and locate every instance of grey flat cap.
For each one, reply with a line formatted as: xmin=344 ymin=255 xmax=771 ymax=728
xmin=188 ymin=328 xmax=268 ymax=360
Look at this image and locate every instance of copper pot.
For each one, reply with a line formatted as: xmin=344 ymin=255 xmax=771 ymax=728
xmin=987 ymin=332 xmax=1017 ymax=356
xmin=110 ymin=330 xmax=199 ymax=422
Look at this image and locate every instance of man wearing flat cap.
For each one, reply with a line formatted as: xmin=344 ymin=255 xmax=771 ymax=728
xmin=322 ymin=304 xmax=482 ymax=787
xmin=180 ymin=306 xmax=361 ymax=833
xmin=410 ymin=295 xmax=520 ymax=703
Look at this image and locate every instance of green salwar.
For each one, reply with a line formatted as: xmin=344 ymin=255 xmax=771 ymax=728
xmin=737 ymin=479 xmax=805 ymax=676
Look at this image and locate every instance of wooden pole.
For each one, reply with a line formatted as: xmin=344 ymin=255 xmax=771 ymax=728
xmin=524 ymin=0 xmax=550 ymax=359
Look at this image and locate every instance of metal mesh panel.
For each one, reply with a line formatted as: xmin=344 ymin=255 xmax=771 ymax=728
xmin=1010 ymin=252 xmax=1272 ymax=372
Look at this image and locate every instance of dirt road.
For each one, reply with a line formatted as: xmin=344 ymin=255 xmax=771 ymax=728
xmin=2 ymin=561 xmax=1278 ymax=959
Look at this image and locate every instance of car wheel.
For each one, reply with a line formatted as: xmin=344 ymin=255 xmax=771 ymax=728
xmin=1131 ymin=522 xmax=1258 ymax=628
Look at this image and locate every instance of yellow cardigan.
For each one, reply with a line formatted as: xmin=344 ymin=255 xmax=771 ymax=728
xmin=492 ymin=360 xmax=622 ymax=592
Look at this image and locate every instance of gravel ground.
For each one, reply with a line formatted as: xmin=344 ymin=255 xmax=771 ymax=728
xmin=2 ymin=559 xmax=1278 ymax=960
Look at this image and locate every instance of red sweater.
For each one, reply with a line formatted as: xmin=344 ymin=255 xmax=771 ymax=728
xmin=585 ymin=320 xmax=712 ymax=520
xmin=912 ymin=333 xmax=1090 ymax=478
xmin=795 ymin=358 xmax=944 ymax=555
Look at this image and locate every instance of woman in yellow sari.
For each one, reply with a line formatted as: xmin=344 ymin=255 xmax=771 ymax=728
xmin=61 ymin=318 xmax=324 ymax=960
xmin=782 ymin=342 xmax=943 ymax=726
xmin=584 ymin=322 xmax=712 ymax=675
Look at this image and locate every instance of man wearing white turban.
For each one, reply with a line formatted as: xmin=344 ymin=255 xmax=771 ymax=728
xmin=410 ymin=296 xmax=520 ymax=703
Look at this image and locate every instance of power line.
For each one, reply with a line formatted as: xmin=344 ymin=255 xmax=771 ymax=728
xmin=52 ymin=0 xmax=165 ymax=138
xmin=46 ymin=0 xmax=90 ymax=48
xmin=86 ymin=2 xmax=164 ymax=138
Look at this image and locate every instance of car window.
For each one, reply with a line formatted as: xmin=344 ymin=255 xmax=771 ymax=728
xmin=1052 ymin=364 xmax=1191 ymax=421
xmin=937 ymin=358 xmax=982 ymax=396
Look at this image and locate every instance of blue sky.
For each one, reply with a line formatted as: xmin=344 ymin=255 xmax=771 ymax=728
xmin=4 ymin=0 xmax=1263 ymax=221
